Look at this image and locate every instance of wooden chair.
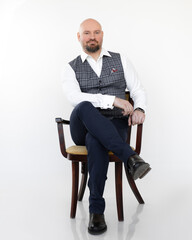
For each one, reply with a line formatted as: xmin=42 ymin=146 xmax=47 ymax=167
xmin=55 ymin=93 xmax=145 ymax=221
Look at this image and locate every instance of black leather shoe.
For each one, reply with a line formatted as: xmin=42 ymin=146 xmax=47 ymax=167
xmin=88 ymin=213 xmax=107 ymax=235
xmin=127 ymin=154 xmax=151 ymax=180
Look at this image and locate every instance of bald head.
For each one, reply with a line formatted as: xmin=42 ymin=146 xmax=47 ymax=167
xmin=77 ymin=18 xmax=104 ymax=55
xmin=79 ymin=18 xmax=102 ymax=34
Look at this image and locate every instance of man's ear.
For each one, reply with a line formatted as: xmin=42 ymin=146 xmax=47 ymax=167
xmin=77 ymin=32 xmax=80 ymax=41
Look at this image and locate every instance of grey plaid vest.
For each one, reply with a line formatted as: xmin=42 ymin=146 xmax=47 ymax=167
xmin=69 ymin=51 xmax=126 ymax=118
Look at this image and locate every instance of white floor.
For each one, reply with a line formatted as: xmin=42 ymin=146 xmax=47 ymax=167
xmin=1 ymin=164 xmax=192 ymax=240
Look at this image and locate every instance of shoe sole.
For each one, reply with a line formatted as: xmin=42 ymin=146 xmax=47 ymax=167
xmin=133 ymin=163 xmax=151 ymax=180
xmin=139 ymin=167 xmax=152 ymax=179
xmin=88 ymin=226 xmax=107 ymax=235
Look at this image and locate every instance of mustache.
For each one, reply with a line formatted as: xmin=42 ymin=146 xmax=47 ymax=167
xmin=87 ymin=40 xmax=98 ymax=44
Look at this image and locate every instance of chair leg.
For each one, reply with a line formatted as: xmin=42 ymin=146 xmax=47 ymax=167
xmin=70 ymin=161 xmax=79 ymax=218
xmin=115 ymin=162 xmax=124 ymax=221
xmin=78 ymin=162 xmax=88 ymax=201
xmin=124 ymin=166 xmax=144 ymax=204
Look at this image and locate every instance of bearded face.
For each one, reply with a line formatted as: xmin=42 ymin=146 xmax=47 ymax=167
xmin=84 ymin=40 xmax=101 ymax=53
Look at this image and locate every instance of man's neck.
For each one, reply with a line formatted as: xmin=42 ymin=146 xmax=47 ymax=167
xmin=85 ymin=49 xmax=102 ymax=61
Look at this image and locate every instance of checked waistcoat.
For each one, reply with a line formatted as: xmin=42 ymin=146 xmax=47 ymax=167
xmin=69 ymin=51 xmax=126 ymax=118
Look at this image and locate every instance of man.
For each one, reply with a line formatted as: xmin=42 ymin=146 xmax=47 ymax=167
xmin=62 ymin=18 xmax=151 ymax=235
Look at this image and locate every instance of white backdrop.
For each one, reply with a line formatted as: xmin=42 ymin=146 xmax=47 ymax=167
xmin=1 ymin=0 xmax=192 ymax=237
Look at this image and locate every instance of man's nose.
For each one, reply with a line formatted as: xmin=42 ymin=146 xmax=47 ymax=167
xmin=90 ymin=33 xmax=95 ymax=39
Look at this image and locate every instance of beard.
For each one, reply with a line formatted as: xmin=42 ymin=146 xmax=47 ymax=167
xmin=85 ymin=41 xmax=101 ymax=53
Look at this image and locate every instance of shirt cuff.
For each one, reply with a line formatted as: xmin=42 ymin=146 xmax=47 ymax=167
xmin=100 ymin=95 xmax=115 ymax=109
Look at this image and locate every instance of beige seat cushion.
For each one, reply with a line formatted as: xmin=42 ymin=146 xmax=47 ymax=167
xmin=66 ymin=145 xmax=134 ymax=156
xmin=66 ymin=146 xmax=88 ymax=155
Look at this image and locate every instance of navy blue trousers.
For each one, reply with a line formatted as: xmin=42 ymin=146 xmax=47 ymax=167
xmin=70 ymin=101 xmax=136 ymax=214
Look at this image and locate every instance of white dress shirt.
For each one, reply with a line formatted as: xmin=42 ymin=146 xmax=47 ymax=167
xmin=62 ymin=48 xmax=146 ymax=112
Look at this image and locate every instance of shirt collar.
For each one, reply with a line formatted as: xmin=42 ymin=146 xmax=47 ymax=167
xmin=80 ymin=48 xmax=111 ymax=62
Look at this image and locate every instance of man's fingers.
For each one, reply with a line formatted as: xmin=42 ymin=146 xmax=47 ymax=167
xmin=122 ymin=107 xmax=133 ymax=116
xmin=113 ymin=97 xmax=134 ymax=116
xmin=128 ymin=116 xmax=132 ymax=126
xmin=131 ymin=111 xmax=145 ymax=125
xmin=132 ymin=115 xmax=136 ymax=125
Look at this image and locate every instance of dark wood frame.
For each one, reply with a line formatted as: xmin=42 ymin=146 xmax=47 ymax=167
xmin=55 ymin=94 xmax=144 ymax=221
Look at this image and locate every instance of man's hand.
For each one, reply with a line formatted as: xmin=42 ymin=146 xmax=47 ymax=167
xmin=113 ymin=97 xmax=134 ymax=116
xmin=128 ymin=110 xmax=145 ymax=126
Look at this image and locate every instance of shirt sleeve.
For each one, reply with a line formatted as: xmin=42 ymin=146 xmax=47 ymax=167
xmin=120 ymin=54 xmax=147 ymax=112
xmin=61 ymin=64 xmax=115 ymax=109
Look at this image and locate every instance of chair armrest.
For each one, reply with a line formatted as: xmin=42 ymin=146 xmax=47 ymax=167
xmin=125 ymin=92 xmax=143 ymax=155
xmin=55 ymin=117 xmax=70 ymax=125
xmin=55 ymin=117 xmax=69 ymax=158
xmin=135 ymin=124 xmax=143 ymax=155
